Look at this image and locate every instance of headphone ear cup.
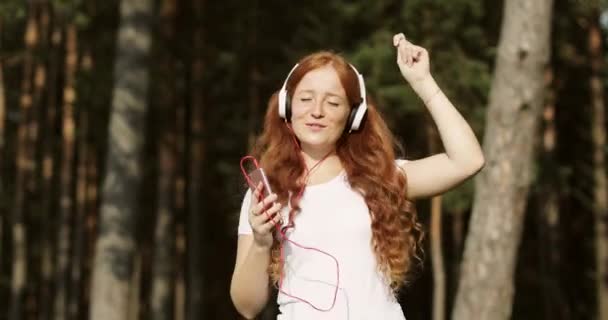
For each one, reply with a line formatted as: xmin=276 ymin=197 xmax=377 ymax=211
xmin=285 ymin=93 xmax=292 ymax=121
xmin=347 ymin=105 xmax=359 ymax=131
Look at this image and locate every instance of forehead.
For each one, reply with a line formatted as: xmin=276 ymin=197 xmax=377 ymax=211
xmin=294 ymin=65 xmax=346 ymax=96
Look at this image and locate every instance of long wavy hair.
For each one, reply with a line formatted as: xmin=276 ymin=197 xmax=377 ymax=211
xmin=252 ymin=51 xmax=424 ymax=293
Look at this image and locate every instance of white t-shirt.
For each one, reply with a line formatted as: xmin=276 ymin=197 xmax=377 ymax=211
xmin=237 ymin=161 xmax=409 ymax=320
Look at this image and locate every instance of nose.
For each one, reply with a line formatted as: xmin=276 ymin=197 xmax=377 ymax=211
xmin=311 ymin=99 xmax=324 ymax=118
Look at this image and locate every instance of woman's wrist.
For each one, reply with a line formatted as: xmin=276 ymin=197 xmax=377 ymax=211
xmin=410 ymin=75 xmax=441 ymax=103
xmin=251 ymin=240 xmax=272 ymax=253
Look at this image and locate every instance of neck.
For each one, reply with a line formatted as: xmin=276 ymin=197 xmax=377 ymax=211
xmin=300 ymin=146 xmax=340 ymax=171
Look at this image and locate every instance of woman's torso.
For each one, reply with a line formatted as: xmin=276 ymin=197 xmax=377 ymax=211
xmin=275 ymin=171 xmax=406 ymax=320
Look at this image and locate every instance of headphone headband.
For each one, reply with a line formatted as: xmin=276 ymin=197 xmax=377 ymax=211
xmin=278 ymin=64 xmax=300 ymax=120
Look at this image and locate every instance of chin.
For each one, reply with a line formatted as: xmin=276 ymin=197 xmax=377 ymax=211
xmin=299 ymin=138 xmax=337 ymax=150
xmin=293 ymin=129 xmax=340 ymax=149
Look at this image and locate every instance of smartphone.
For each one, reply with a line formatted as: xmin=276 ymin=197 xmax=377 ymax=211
xmin=247 ymin=167 xmax=273 ymax=199
xmin=247 ymin=167 xmax=283 ymax=226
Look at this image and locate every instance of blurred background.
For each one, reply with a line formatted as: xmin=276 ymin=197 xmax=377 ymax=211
xmin=0 ymin=0 xmax=606 ymax=319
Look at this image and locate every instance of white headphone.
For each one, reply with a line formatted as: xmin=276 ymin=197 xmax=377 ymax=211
xmin=278 ymin=63 xmax=368 ymax=132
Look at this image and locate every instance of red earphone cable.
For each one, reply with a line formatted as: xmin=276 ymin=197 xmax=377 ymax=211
xmin=239 ymin=123 xmax=341 ymax=312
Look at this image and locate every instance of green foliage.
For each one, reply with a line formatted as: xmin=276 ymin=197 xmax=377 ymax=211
xmin=50 ymin=0 xmax=82 ymax=15
xmin=0 ymin=0 xmax=26 ymax=22
xmin=443 ymin=178 xmax=475 ymax=213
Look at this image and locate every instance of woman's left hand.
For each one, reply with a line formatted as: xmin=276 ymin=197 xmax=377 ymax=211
xmin=393 ymin=33 xmax=431 ymax=85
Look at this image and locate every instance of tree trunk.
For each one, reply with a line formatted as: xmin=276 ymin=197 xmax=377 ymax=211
xmin=69 ymin=86 xmax=91 ymax=319
xmin=588 ymin=5 xmax=608 ymax=319
xmin=452 ymin=1 xmax=553 ymax=319
xmin=80 ymin=4 xmax=99 ymax=318
xmin=431 ymin=197 xmax=445 ymax=320
xmin=89 ymin=0 xmax=154 ymax=318
xmin=39 ymin=13 xmax=62 ymax=320
xmin=450 ymin=207 xmax=464 ymax=308
xmin=28 ymin=4 xmax=51 ymax=319
xmin=0 ymin=16 xmax=6 ymax=288
xmin=28 ymin=3 xmax=48 ymax=208
xmin=54 ymin=23 xmax=78 ymax=320
xmin=173 ymin=6 xmax=186 ymax=320
xmin=174 ymin=99 xmax=186 ymax=320
xmin=151 ymin=0 xmax=177 ymax=318
xmin=127 ymin=253 xmax=142 ymax=320
xmin=84 ymin=146 xmax=99 ymax=318
xmin=427 ymin=121 xmax=445 ymax=320
xmin=187 ymin=0 xmax=206 ymax=318
xmin=10 ymin=5 xmax=38 ymax=319
xmin=175 ymin=225 xmax=186 ymax=320
xmin=247 ymin=0 xmax=259 ymax=151
xmin=537 ymin=68 xmax=568 ymax=319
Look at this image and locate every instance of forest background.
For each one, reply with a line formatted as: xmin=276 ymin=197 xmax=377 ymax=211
xmin=0 ymin=0 xmax=607 ymax=319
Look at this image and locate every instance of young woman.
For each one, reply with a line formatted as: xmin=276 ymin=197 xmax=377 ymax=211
xmin=231 ymin=33 xmax=485 ymax=319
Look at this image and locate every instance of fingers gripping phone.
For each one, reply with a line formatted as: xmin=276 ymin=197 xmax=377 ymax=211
xmin=241 ymin=156 xmax=273 ymax=198
xmin=246 ymin=167 xmax=285 ymax=227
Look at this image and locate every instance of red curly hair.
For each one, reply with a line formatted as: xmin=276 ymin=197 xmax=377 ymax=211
xmin=253 ymin=51 xmax=424 ymax=293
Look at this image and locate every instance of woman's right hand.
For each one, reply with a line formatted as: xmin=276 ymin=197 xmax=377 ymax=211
xmin=248 ymin=182 xmax=282 ymax=249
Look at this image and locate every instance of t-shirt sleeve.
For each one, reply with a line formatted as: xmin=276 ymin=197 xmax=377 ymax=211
xmin=237 ymin=189 xmax=253 ymax=235
xmin=395 ymin=158 xmax=409 ymax=167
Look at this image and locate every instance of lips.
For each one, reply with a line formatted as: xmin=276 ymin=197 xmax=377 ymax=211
xmin=306 ymin=123 xmax=326 ymax=128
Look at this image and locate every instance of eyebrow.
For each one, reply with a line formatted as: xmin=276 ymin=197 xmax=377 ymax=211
xmin=296 ymin=89 xmax=345 ymax=99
